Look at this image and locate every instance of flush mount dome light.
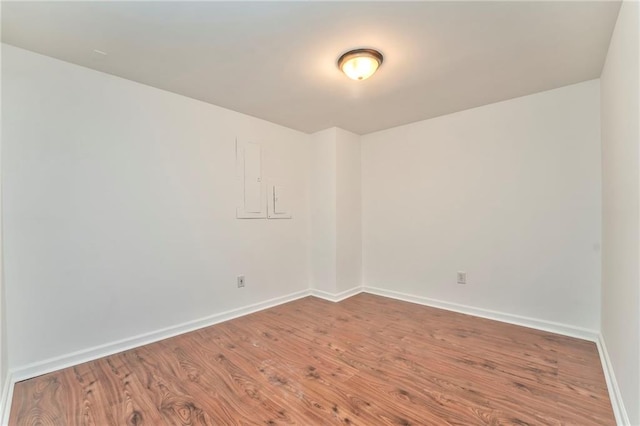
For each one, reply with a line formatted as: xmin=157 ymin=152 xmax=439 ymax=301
xmin=337 ymin=48 xmax=383 ymax=81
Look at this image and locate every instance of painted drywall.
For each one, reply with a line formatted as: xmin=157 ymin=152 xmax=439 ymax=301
xmin=309 ymin=128 xmax=337 ymax=293
xmin=2 ymin=44 xmax=311 ymax=369
xmin=362 ymin=80 xmax=602 ymax=331
xmin=309 ymin=127 xmax=362 ymax=295
xmin=0 ymin=39 xmax=6 ymax=400
xmin=336 ymin=128 xmax=361 ymax=293
xmin=601 ymin=0 xmax=640 ymax=423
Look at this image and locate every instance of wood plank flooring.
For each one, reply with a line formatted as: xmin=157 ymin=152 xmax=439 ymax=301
xmin=9 ymin=294 xmax=615 ymax=425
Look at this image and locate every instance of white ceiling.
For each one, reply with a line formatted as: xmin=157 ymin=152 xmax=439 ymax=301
xmin=1 ymin=1 xmax=621 ymax=135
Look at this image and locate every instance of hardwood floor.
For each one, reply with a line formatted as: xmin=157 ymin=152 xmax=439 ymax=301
xmin=9 ymin=294 xmax=615 ymax=425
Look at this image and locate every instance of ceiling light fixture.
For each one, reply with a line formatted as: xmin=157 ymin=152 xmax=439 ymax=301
xmin=337 ymin=48 xmax=383 ymax=81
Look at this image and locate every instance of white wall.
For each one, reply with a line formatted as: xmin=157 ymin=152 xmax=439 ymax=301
xmin=336 ymin=128 xmax=361 ymax=293
xmin=601 ymin=1 xmax=640 ymax=423
xmin=309 ymin=128 xmax=337 ymax=293
xmin=309 ymin=127 xmax=362 ymax=295
xmin=2 ymin=44 xmax=311 ymax=369
xmin=362 ymin=80 xmax=602 ymax=331
xmin=0 ymin=39 xmax=6 ymax=399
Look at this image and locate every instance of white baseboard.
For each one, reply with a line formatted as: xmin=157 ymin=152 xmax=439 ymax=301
xmin=596 ymin=334 xmax=630 ymax=426
xmin=0 ymin=371 xmax=14 ymax=426
xmin=10 ymin=289 xmax=311 ymax=384
xmin=362 ymin=286 xmax=599 ymax=342
xmin=310 ymin=286 xmax=362 ymax=302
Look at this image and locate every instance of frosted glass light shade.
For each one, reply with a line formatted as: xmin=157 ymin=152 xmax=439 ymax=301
xmin=338 ymin=49 xmax=383 ymax=81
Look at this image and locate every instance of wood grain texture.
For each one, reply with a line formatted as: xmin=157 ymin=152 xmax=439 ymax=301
xmin=9 ymin=294 xmax=615 ymax=425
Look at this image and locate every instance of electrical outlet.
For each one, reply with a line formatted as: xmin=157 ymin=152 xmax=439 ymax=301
xmin=457 ymin=271 xmax=467 ymax=284
xmin=237 ymin=275 xmax=245 ymax=288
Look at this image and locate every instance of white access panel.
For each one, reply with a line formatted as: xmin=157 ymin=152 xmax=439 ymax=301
xmin=267 ymin=183 xmax=292 ymax=219
xmin=236 ymin=140 xmax=266 ymax=219
xmin=244 ymin=142 xmax=262 ymax=213
xmin=274 ymin=186 xmax=288 ymax=213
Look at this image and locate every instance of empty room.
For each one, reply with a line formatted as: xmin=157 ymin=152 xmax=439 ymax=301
xmin=1 ymin=0 xmax=639 ymax=424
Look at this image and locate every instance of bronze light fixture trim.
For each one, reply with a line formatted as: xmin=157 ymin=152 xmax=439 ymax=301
xmin=337 ymin=48 xmax=384 ymax=81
